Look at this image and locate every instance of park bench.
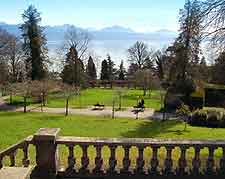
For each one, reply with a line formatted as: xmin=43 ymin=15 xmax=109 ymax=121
xmin=93 ymin=103 xmax=105 ymax=110
xmin=133 ymin=104 xmax=145 ymax=112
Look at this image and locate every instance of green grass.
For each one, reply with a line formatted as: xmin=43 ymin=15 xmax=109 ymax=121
xmin=6 ymin=88 xmax=163 ymax=110
xmin=0 ymin=111 xmax=225 ymax=170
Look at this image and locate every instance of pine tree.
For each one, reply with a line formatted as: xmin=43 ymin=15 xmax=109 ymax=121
xmin=61 ymin=46 xmax=85 ymax=86
xmin=118 ymin=60 xmax=126 ymax=80
xmin=212 ymin=52 xmax=225 ymax=84
xmin=107 ymin=54 xmax=117 ymax=80
xmin=86 ymin=56 xmax=97 ymax=81
xmin=100 ymin=59 xmax=109 ymax=80
xmin=20 ymin=5 xmax=48 ymax=80
xmin=177 ymin=0 xmax=202 ymax=80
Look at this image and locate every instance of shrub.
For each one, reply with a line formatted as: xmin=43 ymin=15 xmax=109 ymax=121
xmin=206 ymin=112 xmax=220 ymax=128
xmin=189 ymin=110 xmax=207 ymax=127
xmin=189 ymin=109 xmax=225 ymax=128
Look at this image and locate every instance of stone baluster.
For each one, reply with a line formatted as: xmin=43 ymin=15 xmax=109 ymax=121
xmin=206 ymin=146 xmax=216 ymax=174
xmin=164 ymin=146 xmax=174 ymax=175
xmin=219 ymin=146 xmax=225 ymax=174
xmin=0 ymin=156 xmax=3 ymax=169
xmin=22 ymin=143 xmax=30 ymax=167
xmin=9 ymin=150 xmax=16 ymax=167
xmin=177 ymin=146 xmax=188 ymax=175
xmin=149 ymin=146 xmax=159 ymax=175
xmin=192 ymin=146 xmax=202 ymax=175
xmin=67 ymin=144 xmax=75 ymax=170
xmin=136 ymin=146 xmax=145 ymax=174
xmin=122 ymin=145 xmax=131 ymax=174
xmin=108 ymin=145 xmax=117 ymax=174
xmin=93 ymin=145 xmax=103 ymax=173
xmin=80 ymin=145 xmax=89 ymax=173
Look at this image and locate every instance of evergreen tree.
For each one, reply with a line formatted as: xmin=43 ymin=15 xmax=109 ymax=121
xmin=61 ymin=46 xmax=86 ymax=86
xmin=20 ymin=5 xmax=48 ymax=80
xmin=212 ymin=51 xmax=225 ymax=84
xmin=107 ymin=54 xmax=117 ymax=80
xmin=167 ymin=0 xmax=202 ymax=97
xmin=177 ymin=0 xmax=202 ymax=80
xmin=100 ymin=59 xmax=109 ymax=80
xmin=86 ymin=56 xmax=97 ymax=80
xmin=118 ymin=60 xmax=126 ymax=80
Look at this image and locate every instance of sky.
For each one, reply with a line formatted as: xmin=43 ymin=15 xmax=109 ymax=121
xmin=0 ymin=0 xmax=185 ymax=32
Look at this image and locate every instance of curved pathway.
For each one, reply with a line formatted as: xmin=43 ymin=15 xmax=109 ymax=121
xmin=0 ymin=97 xmax=170 ymax=119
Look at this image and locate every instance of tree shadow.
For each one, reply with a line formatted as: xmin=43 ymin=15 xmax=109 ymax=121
xmin=120 ymin=120 xmax=189 ymax=138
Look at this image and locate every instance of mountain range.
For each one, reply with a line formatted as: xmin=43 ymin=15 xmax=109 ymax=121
xmin=0 ymin=22 xmax=177 ymax=64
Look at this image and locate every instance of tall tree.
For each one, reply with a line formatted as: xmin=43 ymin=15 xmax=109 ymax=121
xmin=167 ymin=0 xmax=202 ymax=94
xmin=7 ymin=36 xmax=25 ymax=83
xmin=100 ymin=59 xmax=109 ymax=80
xmin=154 ymin=50 xmax=166 ymax=81
xmin=20 ymin=5 xmax=48 ymax=80
xmin=0 ymin=28 xmax=25 ymax=83
xmin=212 ymin=51 xmax=225 ymax=84
xmin=63 ymin=26 xmax=90 ymax=60
xmin=176 ymin=0 xmax=202 ymax=80
xmin=86 ymin=56 xmax=97 ymax=81
xmin=202 ymin=0 xmax=225 ymax=50
xmin=61 ymin=46 xmax=85 ymax=86
xmin=107 ymin=54 xmax=116 ymax=80
xmin=127 ymin=41 xmax=150 ymax=69
xmin=118 ymin=60 xmax=126 ymax=80
xmin=0 ymin=28 xmax=11 ymax=84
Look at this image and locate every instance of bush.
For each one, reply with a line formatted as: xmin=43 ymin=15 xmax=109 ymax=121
xmin=207 ymin=112 xmax=220 ymax=128
xmin=189 ymin=109 xmax=225 ymax=128
xmin=189 ymin=110 xmax=207 ymax=127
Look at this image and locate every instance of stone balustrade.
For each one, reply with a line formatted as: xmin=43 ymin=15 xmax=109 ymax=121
xmin=0 ymin=128 xmax=225 ymax=179
xmin=0 ymin=136 xmax=32 ymax=169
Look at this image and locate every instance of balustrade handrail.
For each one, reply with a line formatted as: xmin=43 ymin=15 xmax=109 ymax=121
xmin=56 ymin=136 xmax=225 ymax=146
xmin=0 ymin=136 xmax=32 ymax=157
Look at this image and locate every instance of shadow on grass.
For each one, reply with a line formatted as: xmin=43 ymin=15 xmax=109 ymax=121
xmin=121 ymin=120 xmax=189 ymax=138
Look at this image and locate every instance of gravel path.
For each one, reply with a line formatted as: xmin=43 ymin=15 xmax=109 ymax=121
xmin=0 ymin=97 xmax=169 ymax=119
xmin=15 ymin=106 xmax=156 ymax=119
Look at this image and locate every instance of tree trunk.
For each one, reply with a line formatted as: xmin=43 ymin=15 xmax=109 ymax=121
xmin=65 ymin=97 xmax=69 ymax=116
xmin=143 ymin=88 xmax=146 ymax=96
xmin=24 ymin=96 xmax=27 ymax=113
xmin=119 ymin=95 xmax=122 ymax=110
xmin=10 ymin=93 xmax=13 ymax=105
xmin=112 ymin=100 xmax=115 ymax=119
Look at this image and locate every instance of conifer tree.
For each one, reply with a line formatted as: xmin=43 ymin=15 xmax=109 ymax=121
xmin=100 ymin=59 xmax=109 ymax=80
xmin=20 ymin=5 xmax=48 ymax=80
xmin=86 ymin=56 xmax=97 ymax=80
xmin=118 ymin=60 xmax=126 ymax=80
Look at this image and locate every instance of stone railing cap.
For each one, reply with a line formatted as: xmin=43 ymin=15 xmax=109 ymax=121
xmin=34 ymin=128 xmax=60 ymax=141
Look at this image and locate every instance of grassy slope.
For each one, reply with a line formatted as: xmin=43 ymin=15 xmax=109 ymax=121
xmin=1 ymin=112 xmax=224 ymax=169
xmin=2 ymin=112 xmax=225 ymax=150
xmin=7 ymin=88 xmax=162 ymax=110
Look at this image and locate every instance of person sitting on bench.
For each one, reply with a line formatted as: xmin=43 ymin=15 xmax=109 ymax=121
xmin=134 ymin=98 xmax=145 ymax=109
xmin=93 ymin=102 xmax=105 ymax=110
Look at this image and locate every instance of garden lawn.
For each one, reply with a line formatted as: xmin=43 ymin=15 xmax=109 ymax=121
xmin=1 ymin=111 xmax=225 ymax=170
xmin=7 ymin=88 xmax=162 ymax=110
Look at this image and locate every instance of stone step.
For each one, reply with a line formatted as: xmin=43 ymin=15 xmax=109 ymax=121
xmin=0 ymin=166 xmax=33 ymax=179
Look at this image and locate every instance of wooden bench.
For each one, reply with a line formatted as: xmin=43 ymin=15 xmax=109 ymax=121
xmin=93 ymin=103 xmax=105 ymax=110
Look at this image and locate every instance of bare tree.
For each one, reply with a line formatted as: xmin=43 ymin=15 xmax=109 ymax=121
xmin=63 ymin=26 xmax=91 ymax=60
xmin=7 ymin=36 xmax=25 ymax=82
xmin=15 ymin=82 xmax=32 ymax=113
xmin=202 ymin=0 xmax=225 ymax=50
xmin=127 ymin=41 xmax=150 ymax=69
xmin=134 ymin=69 xmax=156 ymax=96
xmin=60 ymin=83 xmax=80 ymax=116
xmin=0 ymin=29 xmax=25 ymax=83
xmin=114 ymin=87 xmax=127 ymax=110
